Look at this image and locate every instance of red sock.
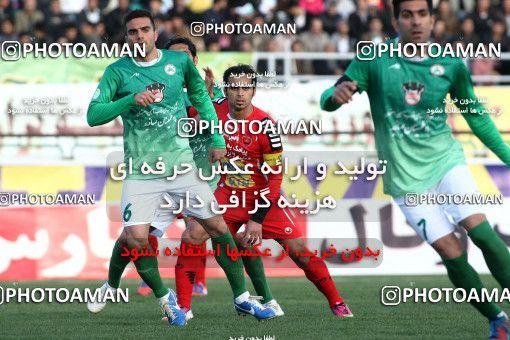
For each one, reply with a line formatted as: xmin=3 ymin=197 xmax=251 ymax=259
xmin=148 ymin=234 xmax=158 ymax=251
xmin=300 ymin=256 xmax=343 ymax=307
xmin=195 ymin=242 xmax=207 ymax=285
xmin=175 ymin=242 xmax=203 ymax=309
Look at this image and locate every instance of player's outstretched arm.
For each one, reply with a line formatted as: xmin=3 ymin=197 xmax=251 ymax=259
xmin=183 ymin=56 xmax=225 ymax=150
xmin=452 ymin=62 xmax=510 ymax=167
xmin=87 ymin=67 xmax=136 ymax=127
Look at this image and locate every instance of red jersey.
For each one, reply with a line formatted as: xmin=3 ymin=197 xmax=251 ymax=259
xmin=213 ymin=98 xmax=283 ymax=203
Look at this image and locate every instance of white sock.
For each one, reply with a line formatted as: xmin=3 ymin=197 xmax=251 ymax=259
xmin=158 ymin=291 xmax=170 ymax=304
xmin=234 ymin=291 xmax=250 ymax=304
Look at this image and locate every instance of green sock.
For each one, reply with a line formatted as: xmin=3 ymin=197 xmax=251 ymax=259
xmin=443 ymin=252 xmax=501 ymax=319
xmin=468 ymin=221 xmax=510 ymax=289
xmin=242 ymin=256 xmax=273 ymax=304
xmin=107 ymin=239 xmax=131 ymax=289
xmin=211 ymin=231 xmax=247 ymax=298
xmin=133 ymin=255 xmax=168 ymax=298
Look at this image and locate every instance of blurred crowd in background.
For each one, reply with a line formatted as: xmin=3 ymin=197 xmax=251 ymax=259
xmin=1 ymin=0 xmax=510 ymax=76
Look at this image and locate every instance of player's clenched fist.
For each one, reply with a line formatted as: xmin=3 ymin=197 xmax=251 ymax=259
xmin=209 ymin=147 xmax=226 ymax=163
xmin=331 ymin=80 xmax=358 ymax=104
xmin=134 ymin=91 xmax=156 ymax=107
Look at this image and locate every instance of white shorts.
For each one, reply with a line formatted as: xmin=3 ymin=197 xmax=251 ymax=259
xmin=121 ymin=171 xmax=216 ymax=229
xmin=393 ymin=164 xmax=483 ymax=244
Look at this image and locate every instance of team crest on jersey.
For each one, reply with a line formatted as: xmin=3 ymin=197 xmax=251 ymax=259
xmin=430 ymin=64 xmax=445 ymax=76
xmin=242 ymin=136 xmax=252 ymax=146
xmin=402 ymin=82 xmax=425 ymax=106
xmin=165 ymin=64 xmax=176 ymax=75
xmin=146 ymin=82 xmax=166 ymax=103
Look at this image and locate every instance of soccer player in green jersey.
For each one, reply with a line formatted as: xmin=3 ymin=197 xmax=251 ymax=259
xmin=85 ymin=10 xmax=275 ymax=325
xmin=321 ymin=0 xmax=510 ymax=338
xmin=136 ymin=37 xmax=222 ymax=314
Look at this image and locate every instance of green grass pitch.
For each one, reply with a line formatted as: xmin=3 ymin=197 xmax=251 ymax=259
xmin=0 ymin=275 xmax=503 ymax=339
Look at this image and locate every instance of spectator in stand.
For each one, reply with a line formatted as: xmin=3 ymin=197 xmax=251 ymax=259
xmin=436 ymin=0 xmax=459 ymax=37
xmin=0 ymin=19 xmax=17 ymax=43
xmin=14 ymin=0 xmax=44 ymax=34
xmin=331 ymin=19 xmax=355 ymax=52
xmin=64 ymin=23 xmax=79 ymax=44
xmin=78 ymin=0 xmax=102 ymax=25
xmin=203 ymin=0 xmax=230 ymax=25
xmin=45 ymin=0 xmax=67 ymax=40
xmin=148 ymin=0 xmax=166 ymax=16
xmin=459 ymin=16 xmax=479 ymax=46
xmin=447 ymin=0 xmax=475 ymax=16
xmin=205 ymin=36 xmax=221 ymax=51
xmin=104 ymin=0 xmax=131 ymax=45
xmin=79 ymin=20 xmax=102 ymax=46
xmin=238 ymin=37 xmax=254 ymax=51
xmin=299 ymin=17 xmax=329 ymax=75
xmin=348 ymin=0 xmax=370 ymax=41
xmin=167 ymin=0 xmax=196 ymax=24
xmin=256 ymin=38 xmax=284 ymax=74
xmin=0 ymin=0 xmax=14 ymax=22
xmin=299 ymin=17 xmax=329 ymax=51
xmin=290 ymin=38 xmax=312 ymax=74
xmin=468 ymin=0 xmax=497 ymax=43
xmin=331 ymin=20 xmax=355 ymax=72
xmin=432 ymin=19 xmax=451 ymax=46
xmin=321 ymin=0 xmax=341 ymax=35
xmin=95 ymin=21 xmax=106 ymax=42
xmin=18 ymin=31 xmax=32 ymax=44
xmin=271 ymin=0 xmax=306 ymax=30
xmin=33 ymin=21 xmax=48 ymax=43
xmin=361 ymin=16 xmax=384 ymax=44
xmin=154 ymin=15 xmax=172 ymax=48
xmin=490 ymin=16 xmax=510 ymax=75
xmin=490 ymin=16 xmax=510 ymax=50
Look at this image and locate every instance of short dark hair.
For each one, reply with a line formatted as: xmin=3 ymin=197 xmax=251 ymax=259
xmin=223 ymin=64 xmax=257 ymax=88
xmin=123 ymin=9 xmax=155 ymax=30
xmin=165 ymin=37 xmax=197 ymax=57
xmin=392 ymin=0 xmax=433 ymax=19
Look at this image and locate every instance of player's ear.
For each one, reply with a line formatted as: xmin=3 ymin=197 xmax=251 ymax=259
xmin=154 ymin=29 xmax=159 ymax=42
xmin=193 ymin=55 xmax=198 ymax=65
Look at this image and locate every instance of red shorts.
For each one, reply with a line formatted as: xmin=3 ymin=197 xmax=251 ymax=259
xmin=214 ymin=186 xmax=301 ymax=239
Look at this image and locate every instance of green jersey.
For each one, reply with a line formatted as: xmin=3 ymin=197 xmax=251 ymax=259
xmin=184 ymin=84 xmax=223 ymax=190
xmin=87 ymin=49 xmax=225 ymax=179
xmin=321 ymin=39 xmax=510 ymax=197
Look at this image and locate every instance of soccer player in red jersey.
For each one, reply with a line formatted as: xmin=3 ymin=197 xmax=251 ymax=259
xmin=176 ymin=64 xmax=353 ymax=318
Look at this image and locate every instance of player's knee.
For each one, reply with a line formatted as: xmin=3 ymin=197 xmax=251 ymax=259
xmin=184 ymin=227 xmax=209 ymax=244
xmin=195 ymin=215 xmax=227 ymax=238
xmin=125 ymin=236 xmax=146 ymax=250
xmin=432 ymin=234 xmax=463 ymax=259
